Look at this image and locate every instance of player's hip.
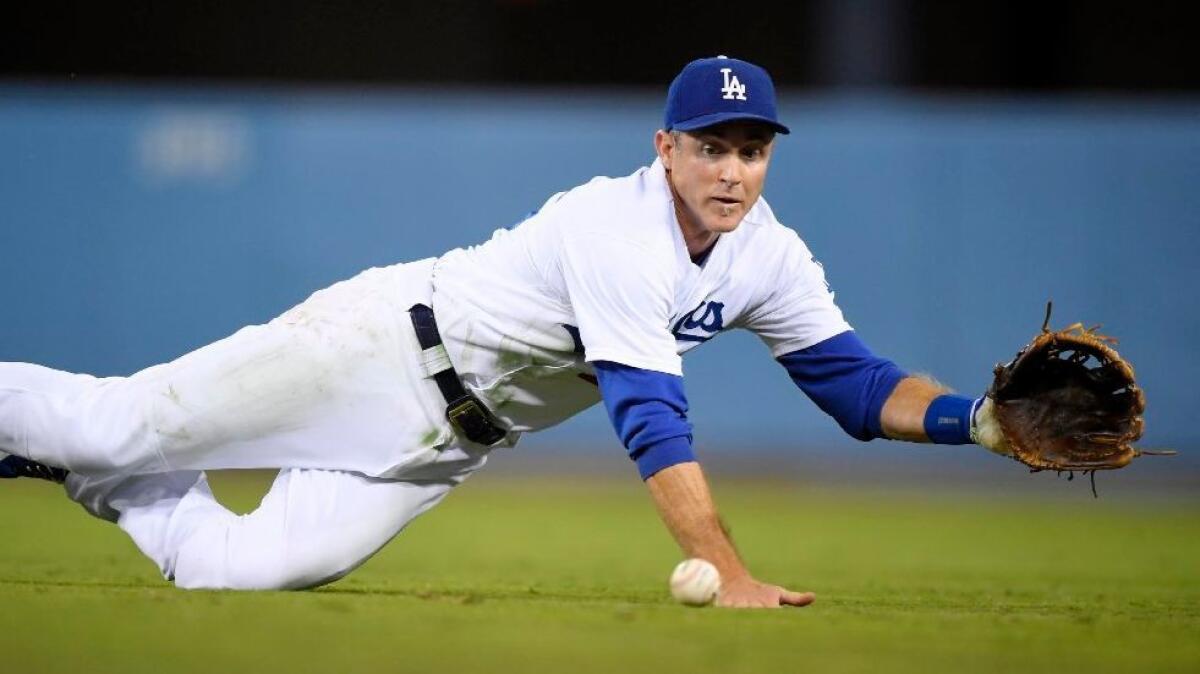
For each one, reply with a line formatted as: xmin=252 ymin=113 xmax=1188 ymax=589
xmin=135 ymin=258 xmax=475 ymax=477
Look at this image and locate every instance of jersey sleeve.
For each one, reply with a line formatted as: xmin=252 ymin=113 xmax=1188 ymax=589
xmin=777 ymin=330 xmax=907 ymax=441
xmin=593 ymin=361 xmax=695 ymax=479
xmin=559 ymin=229 xmax=682 ymax=375
xmin=741 ymin=230 xmax=852 ymax=357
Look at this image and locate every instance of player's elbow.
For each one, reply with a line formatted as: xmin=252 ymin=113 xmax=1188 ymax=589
xmin=838 ymin=420 xmax=878 ymax=442
xmin=830 ymin=369 xmax=905 ymax=442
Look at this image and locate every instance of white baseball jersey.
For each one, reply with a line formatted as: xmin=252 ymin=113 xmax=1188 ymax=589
xmin=432 ymin=158 xmax=851 ymax=434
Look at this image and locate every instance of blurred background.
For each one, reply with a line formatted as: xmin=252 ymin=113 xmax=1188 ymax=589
xmin=2 ymin=0 xmax=1197 ymax=495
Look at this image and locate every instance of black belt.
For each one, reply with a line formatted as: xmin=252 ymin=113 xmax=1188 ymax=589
xmin=408 ymin=303 xmax=507 ymax=446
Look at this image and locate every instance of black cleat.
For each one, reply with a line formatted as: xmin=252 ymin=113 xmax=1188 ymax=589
xmin=0 ymin=453 xmax=68 ymax=483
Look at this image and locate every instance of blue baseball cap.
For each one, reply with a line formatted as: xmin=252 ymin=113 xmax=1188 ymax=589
xmin=663 ymin=56 xmax=790 ymax=135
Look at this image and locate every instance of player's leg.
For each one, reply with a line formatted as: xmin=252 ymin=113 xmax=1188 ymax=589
xmin=0 ymin=359 xmax=170 ymax=475
xmin=0 ymin=361 xmax=98 ymax=397
xmin=0 ymin=362 xmax=104 ymax=471
xmin=0 ymin=261 xmax=446 ymax=480
xmin=70 ymin=452 xmax=485 ymax=590
xmin=0 ymin=317 xmax=369 ymax=476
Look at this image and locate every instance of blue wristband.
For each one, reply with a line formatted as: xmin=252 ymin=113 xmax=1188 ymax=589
xmin=923 ymin=394 xmax=978 ymax=445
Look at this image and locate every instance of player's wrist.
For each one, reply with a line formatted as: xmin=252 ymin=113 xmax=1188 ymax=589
xmin=713 ymin=565 xmax=753 ymax=585
xmin=687 ymin=533 xmax=750 ymax=583
xmin=922 ymin=394 xmax=976 ymax=444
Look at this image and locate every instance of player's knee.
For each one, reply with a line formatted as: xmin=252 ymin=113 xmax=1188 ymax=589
xmin=271 ymin=559 xmax=356 ymax=591
xmin=220 ymin=553 xmax=358 ymax=591
xmin=175 ymin=537 xmax=366 ymax=591
xmin=270 ymin=542 xmax=370 ymax=590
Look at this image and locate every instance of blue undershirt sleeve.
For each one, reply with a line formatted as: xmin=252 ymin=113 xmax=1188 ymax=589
xmin=776 ymin=330 xmax=908 ymax=441
xmin=592 ymin=361 xmax=695 ymax=480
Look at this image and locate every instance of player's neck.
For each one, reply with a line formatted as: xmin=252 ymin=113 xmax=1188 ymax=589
xmin=673 ymin=203 xmax=720 ymax=261
xmin=685 ymin=230 xmax=719 ymax=260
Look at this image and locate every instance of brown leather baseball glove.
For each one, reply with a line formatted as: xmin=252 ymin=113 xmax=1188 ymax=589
xmin=972 ymin=303 xmax=1172 ymax=490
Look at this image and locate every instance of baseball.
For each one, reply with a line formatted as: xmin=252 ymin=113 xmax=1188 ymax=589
xmin=669 ymin=558 xmax=721 ymax=606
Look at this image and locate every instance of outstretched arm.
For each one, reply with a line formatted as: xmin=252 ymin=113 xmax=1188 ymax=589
xmin=645 ymin=461 xmax=815 ymax=608
xmin=778 ymin=331 xmax=1003 ymax=450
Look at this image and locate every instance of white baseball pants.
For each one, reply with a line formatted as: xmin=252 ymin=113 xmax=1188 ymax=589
xmin=0 ymin=260 xmax=491 ymax=589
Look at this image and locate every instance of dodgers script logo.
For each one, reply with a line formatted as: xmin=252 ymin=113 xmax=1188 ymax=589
xmin=672 ymin=301 xmax=725 ymax=343
xmin=720 ymin=68 xmax=747 ymax=101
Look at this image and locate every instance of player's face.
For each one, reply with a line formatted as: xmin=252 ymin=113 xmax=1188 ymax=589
xmin=655 ymin=122 xmax=775 ymax=247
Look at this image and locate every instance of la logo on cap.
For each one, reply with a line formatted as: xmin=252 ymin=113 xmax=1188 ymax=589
xmin=720 ymin=68 xmax=747 ymax=101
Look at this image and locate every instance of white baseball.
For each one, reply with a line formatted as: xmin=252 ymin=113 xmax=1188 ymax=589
xmin=669 ymin=558 xmax=721 ymax=606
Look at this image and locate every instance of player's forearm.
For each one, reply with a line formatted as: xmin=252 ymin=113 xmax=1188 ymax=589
xmin=644 ymin=461 xmax=750 ymax=582
xmin=879 ymin=375 xmax=949 ymax=442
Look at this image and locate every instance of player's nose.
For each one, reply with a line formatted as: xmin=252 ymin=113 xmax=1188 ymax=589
xmin=718 ymin=158 xmax=742 ymax=187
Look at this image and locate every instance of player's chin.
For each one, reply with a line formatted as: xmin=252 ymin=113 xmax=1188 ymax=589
xmin=704 ymin=210 xmax=745 ymax=233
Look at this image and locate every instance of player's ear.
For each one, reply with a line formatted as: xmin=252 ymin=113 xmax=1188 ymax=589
xmin=654 ymin=129 xmax=675 ymax=170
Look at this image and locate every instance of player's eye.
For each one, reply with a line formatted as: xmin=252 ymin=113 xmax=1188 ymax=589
xmin=701 ymin=144 xmax=721 ymax=156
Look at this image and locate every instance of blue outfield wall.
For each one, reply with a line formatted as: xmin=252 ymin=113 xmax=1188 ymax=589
xmin=0 ymin=84 xmax=1197 ymax=455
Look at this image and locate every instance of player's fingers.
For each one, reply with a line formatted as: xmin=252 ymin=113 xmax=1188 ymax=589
xmin=778 ymin=590 xmax=816 ymax=607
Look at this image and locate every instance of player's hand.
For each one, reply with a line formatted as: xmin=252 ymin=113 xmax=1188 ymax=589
xmin=970 ymin=397 xmax=1013 ymax=457
xmin=715 ymin=575 xmax=815 ymax=609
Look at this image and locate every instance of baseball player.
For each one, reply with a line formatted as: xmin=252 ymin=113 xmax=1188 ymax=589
xmin=0 ymin=56 xmax=1009 ymax=607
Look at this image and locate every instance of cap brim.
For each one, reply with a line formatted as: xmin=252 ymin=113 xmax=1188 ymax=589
xmin=670 ymin=111 xmax=790 ymax=135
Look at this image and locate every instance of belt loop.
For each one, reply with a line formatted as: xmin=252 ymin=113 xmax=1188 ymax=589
xmin=418 ymin=344 xmax=453 ymax=378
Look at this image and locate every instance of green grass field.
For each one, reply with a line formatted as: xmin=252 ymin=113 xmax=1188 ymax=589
xmin=2 ymin=470 xmax=1197 ymax=674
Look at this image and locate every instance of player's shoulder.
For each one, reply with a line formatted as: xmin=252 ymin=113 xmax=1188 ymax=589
xmin=540 ymin=161 xmax=675 ymax=245
xmin=554 ymin=163 xmax=666 ymax=210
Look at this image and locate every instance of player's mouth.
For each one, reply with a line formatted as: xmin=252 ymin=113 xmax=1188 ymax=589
xmin=711 ymin=196 xmax=743 ymax=219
